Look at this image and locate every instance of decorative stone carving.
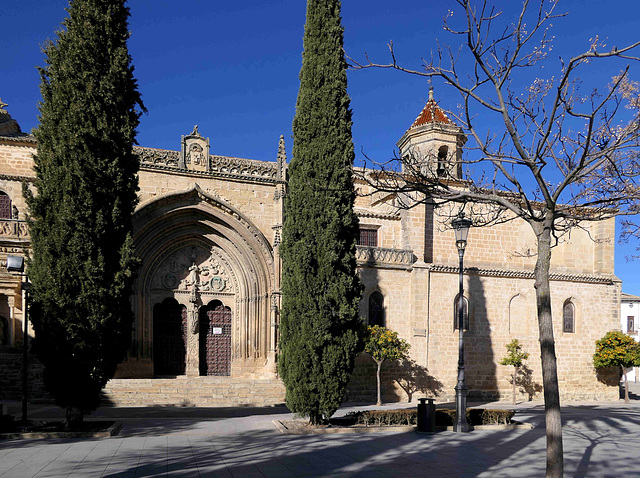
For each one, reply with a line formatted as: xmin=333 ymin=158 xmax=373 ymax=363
xmin=187 ymin=143 xmax=205 ymax=166
xmin=210 ymin=155 xmax=277 ymax=179
xmin=152 ymin=245 xmax=233 ymax=294
xmin=276 ymin=134 xmax=286 ymax=181
xmin=181 ymin=125 xmax=210 ymax=172
xmin=135 ymin=146 xmax=278 ymax=183
xmin=355 ymin=245 xmax=416 ymax=266
xmin=272 ymin=225 xmax=282 ymax=246
xmin=135 ymin=147 xmax=180 ymax=167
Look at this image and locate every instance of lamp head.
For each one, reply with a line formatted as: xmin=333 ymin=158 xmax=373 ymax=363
xmin=452 ymin=212 xmax=472 ymax=251
xmin=6 ymin=255 xmax=24 ymax=273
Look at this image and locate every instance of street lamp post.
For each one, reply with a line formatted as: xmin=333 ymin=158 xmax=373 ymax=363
xmin=6 ymin=255 xmax=29 ymax=425
xmin=452 ymin=212 xmax=471 ymax=433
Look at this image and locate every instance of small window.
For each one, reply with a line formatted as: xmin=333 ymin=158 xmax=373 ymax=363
xmin=368 ymin=291 xmax=385 ymax=327
xmin=437 ymin=146 xmax=448 ymax=177
xmin=628 ymin=316 xmax=635 ymax=334
xmin=454 ymin=295 xmax=469 ymax=330
xmin=0 ymin=192 xmax=11 ymax=219
xmin=358 ymin=228 xmax=378 ymax=247
xmin=562 ymin=300 xmax=575 ymax=333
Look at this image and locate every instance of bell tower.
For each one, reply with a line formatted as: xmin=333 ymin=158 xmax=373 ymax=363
xmin=396 ymin=87 xmax=467 ymax=179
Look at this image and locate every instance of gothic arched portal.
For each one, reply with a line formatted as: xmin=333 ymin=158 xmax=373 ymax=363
xmin=128 ymin=184 xmax=276 ymax=379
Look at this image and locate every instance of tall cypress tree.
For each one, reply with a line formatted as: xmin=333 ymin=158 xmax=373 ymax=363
xmin=24 ymin=0 xmax=143 ymax=428
xmin=278 ymin=0 xmax=362 ymax=425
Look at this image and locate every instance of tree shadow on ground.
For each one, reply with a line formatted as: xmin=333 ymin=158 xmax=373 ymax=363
xmin=99 ymin=406 xmax=640 ymax=477
xmin=20 ymin=403 xmax=292 ymax=437
xmin=395 ymin=358 xmax=444 ymax=403
xmin=619 ymin=381 xmax=640 ymax=400
xmin=510 ymin=364 xmax=543 ymax=402
xmin=29 ymin=403 xmax=290 ymax=420
xmin=5 ymin=403 xmax=640 ymax=477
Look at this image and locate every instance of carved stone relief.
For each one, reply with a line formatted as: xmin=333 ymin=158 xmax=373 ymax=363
xmin=152 ymin=245 xmax=233 ymax=295
xmin=180 ymin=126 xmax=210 ymax=173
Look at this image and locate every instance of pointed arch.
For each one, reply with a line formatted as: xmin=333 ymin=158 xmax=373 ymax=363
xmin=368 ymin=291 xmax=385 ymax=327
xmin=454 ymin=294 xmax=469 ymax=330
xmin=130 ymin=184 xmax=275 ymax=377
xmin=563 ymin=299 xmax=576 ymax=333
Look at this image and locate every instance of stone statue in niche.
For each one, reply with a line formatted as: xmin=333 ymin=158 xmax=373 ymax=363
xmin=180 ymin=262 xmax=200 ymax=290
xmin=180 ymin=125 xmax=210 ymax=172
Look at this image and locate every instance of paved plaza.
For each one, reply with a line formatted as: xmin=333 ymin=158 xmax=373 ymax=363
xmin=2 ymin=385 xmax=640 ymax=477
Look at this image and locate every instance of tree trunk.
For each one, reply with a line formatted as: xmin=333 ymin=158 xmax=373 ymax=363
xmin=513 ymin=366 xmax=519 ymax=405
xmin=376 ymin=359 xmax=383 ymax=406
xmin=534 ymin=219 xmax=564 ymax=478
xmin=623 ymin=366 xmax=630 ymax=404
xmin=65 ymin=406 xmax=84 ymax=430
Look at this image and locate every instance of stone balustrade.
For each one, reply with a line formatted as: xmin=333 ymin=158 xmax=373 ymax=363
xmin=356 ymin=245 xmax=415 ymax=267
xmin=0 ymin=220 xmax=29 ymax=241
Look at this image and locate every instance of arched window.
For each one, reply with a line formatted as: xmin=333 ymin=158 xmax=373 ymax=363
xmin=508 ymin=294 xmax=527 ymax=335
xmin=454 ymin=295 xmax=469 ymax=330
xmin=0 ymin=192 xmax=11 ymax=219
xmin=368 ymin=291 xmax=385 ymax=327
xmin=563 ymin=300 xmax=575 ymax=333
xmin=437 ymin=146 xmax=448 ymax=177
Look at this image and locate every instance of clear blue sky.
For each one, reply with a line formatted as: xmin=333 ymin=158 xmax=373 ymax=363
xmin=2 ymin=0 xmax=639 ymax=294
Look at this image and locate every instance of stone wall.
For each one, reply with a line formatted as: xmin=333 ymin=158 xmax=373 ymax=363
xmin=356 ymin=266 xmax=621 ymax=403
xmin=0 ymin=127 xmax=622 ymax=404
xmin=0 ymin=346 xmax=46 ymax=401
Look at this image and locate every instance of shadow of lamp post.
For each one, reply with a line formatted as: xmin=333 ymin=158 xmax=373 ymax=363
xmin=452 ymin=212 xmax=471 ymax=433
xmin=6 ymin=255 xmax=29 ymax=424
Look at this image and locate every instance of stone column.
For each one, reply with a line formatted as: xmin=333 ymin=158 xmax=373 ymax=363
xmin=7 ymin=294 xmax=16 ymax=346
xmin=185 ymin=288 xmax=201 ymax=377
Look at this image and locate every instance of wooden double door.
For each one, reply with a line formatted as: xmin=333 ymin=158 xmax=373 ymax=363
xmin=153 ymin=298 xmax=232 ymax=377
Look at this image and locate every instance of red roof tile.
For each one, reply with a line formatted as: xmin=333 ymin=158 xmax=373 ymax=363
xmin=410 ymin=88 xmax=453 ymax=128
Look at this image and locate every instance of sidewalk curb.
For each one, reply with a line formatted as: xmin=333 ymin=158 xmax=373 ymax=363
xmin=273 ymin=419 xmax=534 ymax=434
xmin=0 ymin=420 xmax=122 ymax=440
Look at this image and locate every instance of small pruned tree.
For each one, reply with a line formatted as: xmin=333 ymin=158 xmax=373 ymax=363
xmin=350 ymin=1 xmax=640 ymax=475
xmin=364 ymin=325 xmax=410 ymax=406
xmin=500 ymin=339 xmax=530 ymax=405
xmin=594 ymin=331 xmax=640 ymax=403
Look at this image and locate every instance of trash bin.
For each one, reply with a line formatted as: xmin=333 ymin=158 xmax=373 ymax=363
xmin=417 ymin=398 xmax=436 ymax=432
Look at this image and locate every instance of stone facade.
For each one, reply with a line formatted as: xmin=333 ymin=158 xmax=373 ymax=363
xmin=0 ymin=95 xmax=621 ymax=406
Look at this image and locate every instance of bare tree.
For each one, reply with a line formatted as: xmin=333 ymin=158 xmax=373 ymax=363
xmin=621 ymin=220 xmax=640 ymax=260
xmin=349 ymin=1 xmax=640 ymax=476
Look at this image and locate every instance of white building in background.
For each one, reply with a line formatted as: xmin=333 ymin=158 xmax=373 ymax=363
xmin=621 ymin=292 xmax=640 ymax=382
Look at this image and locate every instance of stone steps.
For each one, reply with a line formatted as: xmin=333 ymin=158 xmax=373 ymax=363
xmin=102 ymin=377 xmax=286 ymax=407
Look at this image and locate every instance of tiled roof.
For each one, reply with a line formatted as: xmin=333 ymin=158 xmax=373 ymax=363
xmin=622 ymin=292 xmax=640 ymax=302
xmin=0 ymin=134 xmax=36 ymax=143
xmin=410 ymin=87 xmax=454 ymax=128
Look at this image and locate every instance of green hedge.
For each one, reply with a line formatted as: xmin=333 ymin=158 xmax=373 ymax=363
xmin=343 ymin=408 xmax=515 ymax=427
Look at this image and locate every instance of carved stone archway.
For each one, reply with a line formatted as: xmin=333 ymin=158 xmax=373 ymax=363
xmin=124 ymin=184 xmax=276 ymax=379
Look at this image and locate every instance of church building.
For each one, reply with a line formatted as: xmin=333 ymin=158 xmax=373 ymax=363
xmin=0 ymin=93 xmax=621 ymax=406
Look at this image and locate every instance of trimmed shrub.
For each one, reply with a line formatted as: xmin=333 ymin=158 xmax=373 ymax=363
xmin=343 ymin=408 xmax=515 ymax=427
